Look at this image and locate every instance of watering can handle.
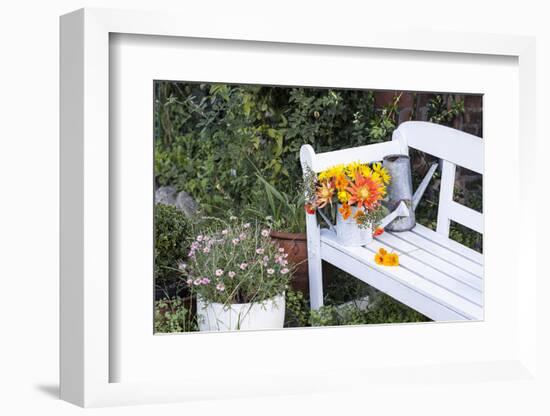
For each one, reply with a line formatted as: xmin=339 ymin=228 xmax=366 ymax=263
xmin=412 ymin=162 xmax=438 ymax=211
xmin=317 ymin=208 xmax=336 ymax=232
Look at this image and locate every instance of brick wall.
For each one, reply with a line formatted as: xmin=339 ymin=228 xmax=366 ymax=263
xmin=374 ymin=91 xmax=483 ymax=137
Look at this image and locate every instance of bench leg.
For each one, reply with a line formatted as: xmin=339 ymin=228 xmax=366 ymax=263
xmin=306 ymin=214 xmax=323 ymax=310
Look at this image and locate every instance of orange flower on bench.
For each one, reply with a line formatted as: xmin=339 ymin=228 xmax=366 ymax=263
xmin=374 ymin=247 xmax=399 ymax=267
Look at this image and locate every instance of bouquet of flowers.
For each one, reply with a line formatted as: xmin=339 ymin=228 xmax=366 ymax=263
xmin=304 ymin=161 xmax=391 ymax=233
xmin=178 ymin=219 xmax=292 ymax=305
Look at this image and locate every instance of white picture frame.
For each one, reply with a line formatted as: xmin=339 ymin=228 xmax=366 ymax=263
xmin=60 ymin=7 xmax=539 ymax=408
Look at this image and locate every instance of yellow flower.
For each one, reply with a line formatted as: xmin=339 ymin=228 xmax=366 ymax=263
xmin=359 ymin=164 xmax=372 ymax=178
xmin=372 ymin=162 xmax=391 ymax=185
xmin=344 ymin=161 xmax=362 ymax=178
xmin=374 ymin=252 xmax=385 ymax=265
xmin=378 ymin=247 xmax=388 ymax=257
xmin=337 ymin=190 xmax=350 ymax=203
xmin=318 ymin=164 xmax=345 ymax=182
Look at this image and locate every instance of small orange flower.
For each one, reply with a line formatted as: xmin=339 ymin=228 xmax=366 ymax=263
xmin=383 ymin=252 xmax=399 ymax=267
xmin=338 ymin=203 xmax=352 ymax=220
xmin=373 ymin=227 xmax=384 ymax=237
xmin=334 ymin=174 xmax=349 ymax=190
xmin=374 ymin=247 xmax=399 ymax=267
xmin=304 ymin=203 xmax=316 ymax=215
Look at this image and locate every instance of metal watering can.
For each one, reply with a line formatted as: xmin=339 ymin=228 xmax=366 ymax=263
xmin=380 ymin=154 xmax=438 ymax=232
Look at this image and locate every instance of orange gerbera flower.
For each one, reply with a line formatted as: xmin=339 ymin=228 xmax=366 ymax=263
xmin=346 ymin=172 xmax=383 ymax=210
xmin=334 ymin=174 xmax=349 ymax=190
xmin=315 ymin=181 xmax=335 ymax=208
xmin=373 ymin=227 xmax=384 ymax=237
xmin=374 ymin=252 xmax=385 ymax=265
xmin=338 ymin=203 xmax=352 ymax=220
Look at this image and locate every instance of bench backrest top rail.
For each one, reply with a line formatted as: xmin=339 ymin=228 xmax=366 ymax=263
xmin=300 ymin=140 xmax=404 ymax=173
xmin=392 ymin=121 xmax=483 ymax=174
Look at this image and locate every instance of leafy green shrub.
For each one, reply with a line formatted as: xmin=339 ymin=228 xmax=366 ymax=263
xmin=284 ymin=288 xmax=429 ymax=328
xmin=154 ymin=297 xmax=195 ymax=333
xmin=366 ymin=292 xmax=429 ymax=324
xmin=155 ymin=204 xmax=191 ymax=289
xmin=285 ymin=289 xmax=310 ymax=327
xmin=154 ymin=83 xmax=395 ymax=217
xmin=246 ymin=171 xmax=306 ymax=234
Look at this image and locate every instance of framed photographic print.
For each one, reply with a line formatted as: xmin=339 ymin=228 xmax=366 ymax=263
xmin=60 ymin=7 xmax=539 ymax=408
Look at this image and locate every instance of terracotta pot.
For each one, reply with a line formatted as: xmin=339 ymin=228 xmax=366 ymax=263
xmin=269 ymin=230 xmax=309 ymax=295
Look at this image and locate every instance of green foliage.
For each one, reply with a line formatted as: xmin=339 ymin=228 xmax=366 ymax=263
xmin=154 ymin=83 xmax=396 ymax=218
xmin=368 ymin=92 xmax=402 ymax=142
xmin=284 ymin=289 xmax=310 ymax=327
xmin=154 ymin=297 xmax=196 ymax=333
xmin=284 ymin=286 xmax=429 ymax=328
xmin=427 ymin=94 xmax=465 ymax=124
xmin=154 ymin=204 xmax=191 ymax=289
xmin=365 ymin=292 xmax=429 ymax=324
xmin=450 ymin=222 xmax=483 ymax=253
xmin=246 ymin=171 xmax=306 ymax=233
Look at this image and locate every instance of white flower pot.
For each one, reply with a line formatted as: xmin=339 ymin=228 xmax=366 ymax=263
xmin=196 ymin=293 xmax=286 ymax=331
xmin=335 ymin=204 xmax=373 ymax=246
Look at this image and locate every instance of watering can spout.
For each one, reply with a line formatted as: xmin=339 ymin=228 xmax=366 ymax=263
xmin=411 ymin=163 xmax=438 ymax=211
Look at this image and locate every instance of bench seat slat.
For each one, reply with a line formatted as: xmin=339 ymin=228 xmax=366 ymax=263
xmin=375 ymin=232 xmax=483 ymax=291
xmin=391 ymin=228 xmax=483 ymax=278
xmin=366 ymin=239 xmax=483 ymax=306
xmin=320 ymin=230 xmax=483 ymax=320
xmin=412 ymin=223 xmax=483 ymax=265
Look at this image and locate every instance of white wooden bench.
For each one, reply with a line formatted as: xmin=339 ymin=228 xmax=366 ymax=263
xmin=300 ymin=121 xmax=483 ymax=321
